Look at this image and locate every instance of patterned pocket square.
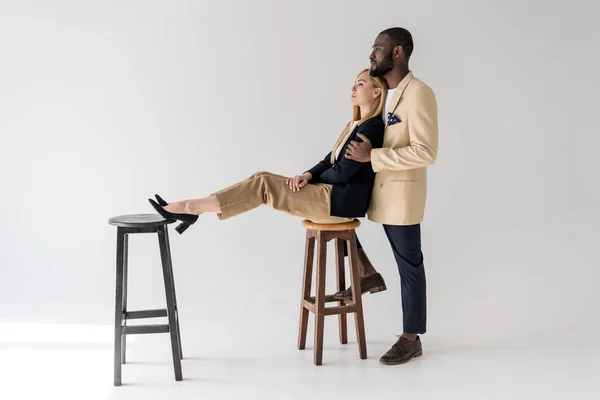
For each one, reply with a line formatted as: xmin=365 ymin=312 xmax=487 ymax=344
xmin=387 ymin=112 xmax=401 ymax=125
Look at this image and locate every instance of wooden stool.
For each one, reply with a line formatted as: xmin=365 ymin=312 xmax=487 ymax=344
xmin=108 ymin=213 xmax=184 ymax=386
xmin=297 ymin=219 xmax=367 ymax=365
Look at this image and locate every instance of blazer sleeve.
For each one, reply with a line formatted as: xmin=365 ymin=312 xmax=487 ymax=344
xmin=370 ymin=85 xmax=438 ymax=172
xmin=305 ymin=152 xmax=332 ymax=183
xmin=318 ymin=118 xmax=384 ymax=184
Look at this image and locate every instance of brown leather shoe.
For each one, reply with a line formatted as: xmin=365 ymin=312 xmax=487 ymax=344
xmin=332 ymin=273 xmax=387 ymax=300
xmin=379 ymin=335 xmax=423 ymax=365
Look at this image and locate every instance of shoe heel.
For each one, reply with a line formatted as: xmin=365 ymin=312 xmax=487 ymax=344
xmin=369 ymin=284 xmax=387 ymax=294
xmin=414 ymin=349 xmax=423 ymax=358
xmin=175 ymin=222 xmax=190 ymax=234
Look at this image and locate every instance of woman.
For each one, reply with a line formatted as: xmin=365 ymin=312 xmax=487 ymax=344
xmin=149 ymin=69 xmax=386 ymax=237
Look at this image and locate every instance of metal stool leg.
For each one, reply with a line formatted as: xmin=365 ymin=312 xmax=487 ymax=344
xmin=121 ymin=233 xmax=129 ymax=365
xmin=157 ymin=226 xmax=183 ymax=381
xmin=162 ymin=226 xmax=183 ymax=360
xmin=114 ymin=227 xmax=126 ymax=386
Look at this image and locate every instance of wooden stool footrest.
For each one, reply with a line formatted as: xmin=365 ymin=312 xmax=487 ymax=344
xmin=307 ymin=295 xmax=339 ymax=303
xmin=324 ymin=304 xmax=357 ymax=316
xmin=303 ymin=299 xmax=357 ymax=316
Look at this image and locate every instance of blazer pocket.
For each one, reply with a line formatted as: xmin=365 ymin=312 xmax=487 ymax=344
xmin=388 ymin=168 xmax=422 ymax=183
xmin=389 ymin=171 xmax=419 ymax=182
xmin=386 ymin=121 xmax=403 ymax=130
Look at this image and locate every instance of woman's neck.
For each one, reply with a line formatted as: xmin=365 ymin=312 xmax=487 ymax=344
xmin=358 ymin=104 xmax=374 ymax=120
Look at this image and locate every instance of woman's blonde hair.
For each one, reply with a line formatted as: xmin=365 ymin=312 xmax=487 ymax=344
xmin=329 ymin=68 xmax=387 ymax=163
xmin=351 ymin=68 xmax=387 ymax=122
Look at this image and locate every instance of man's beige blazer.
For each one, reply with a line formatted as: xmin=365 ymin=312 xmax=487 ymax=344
xmin=368 ymin=72 xmax=439 ymax=226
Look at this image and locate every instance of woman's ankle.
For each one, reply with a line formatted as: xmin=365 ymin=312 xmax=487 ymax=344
xmin=188 ymin=200 xmax=209 ymax=215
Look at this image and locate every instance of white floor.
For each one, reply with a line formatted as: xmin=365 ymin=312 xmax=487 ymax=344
xmin=1 ymin=320 xmax=599 ymax=400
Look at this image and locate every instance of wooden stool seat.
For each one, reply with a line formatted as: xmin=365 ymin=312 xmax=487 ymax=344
xmin=301 ymin=219 xmax=360 ymax=231
xmin=297 ymin=219 xmax=367 ymax=365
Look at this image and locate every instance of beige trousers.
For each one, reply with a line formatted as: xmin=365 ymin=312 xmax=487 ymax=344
xmin=212 ymin=171 xmax=354 ymax=224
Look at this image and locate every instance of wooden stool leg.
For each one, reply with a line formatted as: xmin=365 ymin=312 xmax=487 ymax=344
xmin=163 ymin=227 xmax=183 ymax=360
xmin=113 ymin=227 xmax=126 ymax=386
xmin=348 ymin=233 xmax=367 ymax=360
xmin=298 ymin=231 xmax=315 ymax=350
xmin=314 ymin=231 xmax=327 ymax=366
xmin=157 ymin=226 xmax=183 ymax=381
xmin=121 ymin=233 xmax=129 ymax=365
xmin=335 ymin=238 xmax=348 ymax=345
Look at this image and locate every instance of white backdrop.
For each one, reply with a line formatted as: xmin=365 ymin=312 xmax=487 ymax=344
xmin=1 ymin=0 xmax=599 ymax=351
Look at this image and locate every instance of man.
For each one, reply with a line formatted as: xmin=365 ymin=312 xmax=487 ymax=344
xmin=340 ymin=27 xmax=439 ymax=365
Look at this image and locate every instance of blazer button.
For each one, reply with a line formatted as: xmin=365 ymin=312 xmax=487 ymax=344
xmin=379 ymin=183 xmax=384 ymax=188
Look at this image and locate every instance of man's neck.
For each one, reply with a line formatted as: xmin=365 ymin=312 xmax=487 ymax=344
xmin=385 ymin=67 xmax=410 ymax=89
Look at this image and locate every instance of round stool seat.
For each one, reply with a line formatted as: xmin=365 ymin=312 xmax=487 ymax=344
xmin=301 ymin=219 xmax=360 ymax=231
xmin=108 ymin=213 xmax=176 ymax=228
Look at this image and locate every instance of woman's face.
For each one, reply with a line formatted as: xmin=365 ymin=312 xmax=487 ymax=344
xmin=350 ymin=71 xmax=380 ymax=108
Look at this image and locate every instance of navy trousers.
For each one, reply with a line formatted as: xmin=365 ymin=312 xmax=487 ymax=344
xmin=353 ymin=223 xmax=427 ymax=334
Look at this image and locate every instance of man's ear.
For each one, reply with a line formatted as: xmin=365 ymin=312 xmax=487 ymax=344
xmin=394 ymin=45 xmax=404 ymax=59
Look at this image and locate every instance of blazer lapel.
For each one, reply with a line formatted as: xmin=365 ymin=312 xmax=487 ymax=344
xmin=333 ymin=123 xmax=359 ymax=163
xmin=330 ymin=122 xmax=352 ymax=163
xmin=385 ymin=71 xmax=414 ymax=126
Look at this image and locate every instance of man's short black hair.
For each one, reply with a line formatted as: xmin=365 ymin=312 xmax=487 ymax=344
xmin=380 ymin=27 xmax=414 ymax=61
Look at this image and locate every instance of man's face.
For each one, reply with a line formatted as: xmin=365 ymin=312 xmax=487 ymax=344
xmin=369 ymin=34 xmax=394 ymax=78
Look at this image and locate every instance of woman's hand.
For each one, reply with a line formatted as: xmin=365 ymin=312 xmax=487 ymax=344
xmin=286 ymin=172 xmax=312 ymax=192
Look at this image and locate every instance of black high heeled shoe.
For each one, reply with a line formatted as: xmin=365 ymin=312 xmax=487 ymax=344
xmin=154 ymin=194 xmax=192 ymax=233
xmin=148 ymin=198 xmax=198 ymax=235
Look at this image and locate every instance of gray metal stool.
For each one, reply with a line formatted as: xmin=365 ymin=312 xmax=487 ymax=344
xmin=108 ymin=213 xmax=183 ymax=386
